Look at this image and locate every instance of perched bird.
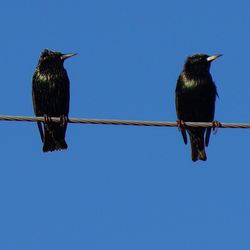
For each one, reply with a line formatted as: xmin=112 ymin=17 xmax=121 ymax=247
xmin=175 ymin=53 xmax=221 ymax=161
xmin=32 ymin=49 xmax=76 ymax=152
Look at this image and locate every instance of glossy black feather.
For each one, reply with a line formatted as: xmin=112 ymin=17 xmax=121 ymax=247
xmin=32 ymin=49 xmax=72 ymax=152
xmin=175 ymin=53 xmax=219 ymax=161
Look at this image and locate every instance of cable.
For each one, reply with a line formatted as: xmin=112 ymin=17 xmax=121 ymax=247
xmin=0 ymin=114 xmax=249 ymax=128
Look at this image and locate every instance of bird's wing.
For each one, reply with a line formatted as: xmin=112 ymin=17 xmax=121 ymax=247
xmin=205 ymin=128 xmax=211 ymax=146
xmin=204 ymin=82 xmax=217 ymax=146
xmin=175 ymin=89 xmax=188 ymax=144
xmin=37 ymin=121 xmax=44 ymax=142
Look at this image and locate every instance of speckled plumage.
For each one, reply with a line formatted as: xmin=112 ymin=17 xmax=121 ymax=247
xmin=175 ymin=53 xmax=221 ymax=161
xmin=32 ymin=49 xmax=75 ymax=152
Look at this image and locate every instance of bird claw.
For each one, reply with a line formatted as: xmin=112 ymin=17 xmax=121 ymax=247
xmin=212 ymin=120 xmax=221 ymax=134
xmin=44 ymin=114 xmax=52 ymax=123
xmin=60 ymin=115 xmax=68 ymax=127
xmin=177 ymin=119 xmax=185 ymax=131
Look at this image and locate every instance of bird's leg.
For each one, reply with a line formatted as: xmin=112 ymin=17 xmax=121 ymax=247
xmin=44 ymin=114 xmax=52 ymax=124
xmin=60 ymin=115 xmax=68 ymax=127
xmin=212 ymin=120 xmax=221 ymax=134
xmin=177 ymin=119 xmax=185 ymax=131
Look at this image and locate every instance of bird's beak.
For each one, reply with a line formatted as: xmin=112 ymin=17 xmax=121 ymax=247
xmin=61 ymin=53 xmax=77 ymax=60
xmin=207 ymin=54 xmax=222 ymax=62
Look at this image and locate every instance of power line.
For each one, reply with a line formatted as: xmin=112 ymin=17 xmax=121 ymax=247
xmin=0 ymin=114 xmax=249 ymax=128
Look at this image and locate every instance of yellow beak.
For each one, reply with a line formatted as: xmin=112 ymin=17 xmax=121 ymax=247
xmin=207 ymin=54 xmax=222 ymax=62
xmin=61 ymin=53 xmax=78 ymax=60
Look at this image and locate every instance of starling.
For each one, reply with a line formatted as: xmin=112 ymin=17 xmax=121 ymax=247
xmin=32 ymin=49 xmax=76 ymax=152
xmin=175 ymin=53 xmax=221 ymax=161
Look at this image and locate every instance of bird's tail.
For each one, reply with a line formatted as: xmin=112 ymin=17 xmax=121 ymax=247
xmin=189 ymin=133 xmax=207 ymax=162
xmin=43 ymin=123 xmax=68 ymax=152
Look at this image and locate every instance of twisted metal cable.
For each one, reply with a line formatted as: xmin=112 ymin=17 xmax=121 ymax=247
xmin=0 ymin=114 xmax=249 ymax=128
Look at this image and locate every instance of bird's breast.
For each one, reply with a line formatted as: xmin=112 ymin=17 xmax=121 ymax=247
xmin=182 ymin=79 xmax=198 ymax=89
xmin=36 ymin=71 xmax=63 ymax=89
xmin=37 ymin=72 xmax=48 ymax=82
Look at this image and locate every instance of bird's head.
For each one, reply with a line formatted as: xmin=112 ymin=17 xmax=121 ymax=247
xmin=38 ymin=49 xmax=77 ymax=69
xmin=184 ymin=53 xmax=222 ymax=74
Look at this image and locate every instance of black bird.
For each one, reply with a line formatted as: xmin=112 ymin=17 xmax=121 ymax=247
xmin=175 ymin=53 xmax=221 ymax=161
xmin=32 ymin=49 xmax=76 ymax=152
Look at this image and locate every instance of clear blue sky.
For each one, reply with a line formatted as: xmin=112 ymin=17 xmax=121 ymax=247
xmin=0 ymin=1 xmax=249 ymax=249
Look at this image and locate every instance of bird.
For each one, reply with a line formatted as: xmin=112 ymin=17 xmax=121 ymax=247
xmin=32 ymin=49 xmax=76 ymax=152
xmin=175 ymin=53 xmax=222 ymax=161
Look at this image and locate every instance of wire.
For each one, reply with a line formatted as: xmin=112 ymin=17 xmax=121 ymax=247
xmin=0 ymin=114 xmax=249 ymax=128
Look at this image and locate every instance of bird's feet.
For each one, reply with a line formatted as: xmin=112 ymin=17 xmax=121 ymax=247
xmin=212 ymin=120 xmax=221 ymax=134
xmin=60 ymin=115 xmax=68 ymax=127
xmin=177 ymin=119 xmax=185 ymax=131
xmin=44 ymin=114 xmax=52 ymax=124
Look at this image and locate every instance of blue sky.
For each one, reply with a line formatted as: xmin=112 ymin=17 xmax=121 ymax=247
xmin=0 ymin=0 xmax=250 ymax=249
